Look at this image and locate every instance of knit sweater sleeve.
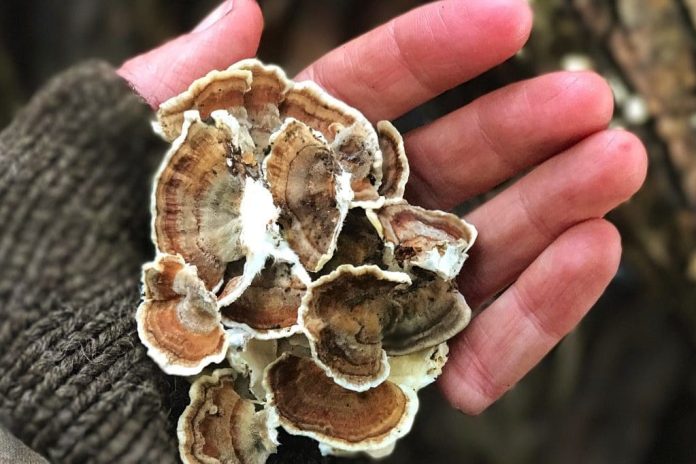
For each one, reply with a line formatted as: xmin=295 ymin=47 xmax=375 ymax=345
xmin=0 ymin=60 xmax=183 ymax=463
xmin=0 ymin=61 xmax=331 ymax=464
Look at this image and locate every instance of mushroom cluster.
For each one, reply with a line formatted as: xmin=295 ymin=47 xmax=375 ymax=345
xmin=136 ymin=59 xmax=477 ymax=463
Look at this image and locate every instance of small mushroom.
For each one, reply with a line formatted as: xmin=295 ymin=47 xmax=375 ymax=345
xmin=264 ymin=355 xmax=418 ymax=453
xmin=229 ymin=59 xmax=291 ymax=157
xmin=157 ymin=69 xmax=252 ymax=142
xmin=384 ymin=270 xmax=472 ymax=355
xmin=368 ymin=202 xmax=478 ymax=280
xmin=178 ymin=369 xmax=278 ymax=464
xmin=136 ymin=254 xmax=228 ymax=376
xmin=151 ymin=111 xmax=257 ymax=289
xmin=300 ymin=265 xmax=471 ymax=391
xmin=280 ymin=81 xmax=382 ymax=205
xmin=376 ymin=120 xmax=409 ymax=202
xmin=221 ymin=260 xmax=307 ymax=339
xmin=264 ymin=118 xmax=352 ymax=272
xmin=330 ymin=121 xmax=383 ymax=206
xmin=299 ymin=264 xmax=411 ymax=391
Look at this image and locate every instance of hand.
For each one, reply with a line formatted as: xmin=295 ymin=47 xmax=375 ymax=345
xmin=119 ymin=0 xmax=647 ymax=415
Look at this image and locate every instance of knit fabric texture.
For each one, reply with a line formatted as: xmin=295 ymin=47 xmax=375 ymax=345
xmin=0 ymin=61 xmax=331 ymax=464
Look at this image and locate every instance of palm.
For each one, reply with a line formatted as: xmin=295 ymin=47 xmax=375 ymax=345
xmin=119 ymin=0 xmax=646 ymax=414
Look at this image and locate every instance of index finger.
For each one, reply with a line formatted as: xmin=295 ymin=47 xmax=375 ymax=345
xmin=296 ymin=0 xmax=532 ymax=121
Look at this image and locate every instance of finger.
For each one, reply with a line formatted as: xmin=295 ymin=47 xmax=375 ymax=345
xmin=439 ymin=219 xmax=622 ymax=415
xmin=460 ymin=129 xmax=647 ymax=309
xmin=118 ymin=0 xmax=264 ymax=108
xmin=296 ymin=0 xmax=532 ymax=121
xmin=405 ymin=71 xmax=615 ymax=209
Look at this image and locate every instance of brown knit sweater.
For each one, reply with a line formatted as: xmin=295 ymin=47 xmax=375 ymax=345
xmin=0 ymin=61 xmax=331 ymax=464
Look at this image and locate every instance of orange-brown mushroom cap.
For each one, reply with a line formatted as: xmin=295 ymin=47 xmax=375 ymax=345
xmin=281 ymin=81 xmax=382 ymax=204
xmin=157 ymin=69 xmax=252 ymax=142
xmin=221 ymin=260 xmax=307 ymax=338
xmin=376 ymin=120 xmax=409 ymax=201
xmin=263 ymin=118 xmax=352 ymax=272
xmin=136 ymin=254 xmax=228 ymax=376
xmin=178 ymin=369 xmax=277 ymax=464
xmin=264 ymin=355 xmax=417 ymax=452
xmin=152 ymin=112 xmax=257 ymax=289
xmin=368 ymin=202 xmax=478 ymax=280
xmin=230 ymin=59 xmax=291 ymax=154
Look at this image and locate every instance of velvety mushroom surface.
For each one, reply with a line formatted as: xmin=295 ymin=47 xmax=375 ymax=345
xmin=137 ymin=59 xmax=478 ymax=461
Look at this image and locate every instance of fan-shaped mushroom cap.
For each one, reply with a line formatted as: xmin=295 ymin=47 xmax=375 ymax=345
xmin=376 ymin=121 xmax=409 ymax=202
xmin=387 ymin=342 xmax=449 ymax=391
xmin=156 ymin=60 xmax=384 ymax=206
xmin=384 ymin=271 xmax=472 ymax=355
xmin=136 ymin=254 xmax=228 ymax=376
xmin=280 ymin=81 xmax=382 ymax=205
xmin=229 ymin=59 xmax=291 ymax=156
xmin=221 ymin=260 xmax=307 ymax=339
xmin=178 ymin=369 xmax=278 ymax=464
xmin=299 ymin=264 xmax=411 ymax=391
xmin=151 ymin=111 xmax=258 ymax=289
xmin=300 ymin=265 xmax=471 ymax=390
xmin=368 ymin=203 xmax=478 ymax=280
xmin=264 ymin=355 xmax=418 ymax=453
xmin=157 ymin=69 xmax=252 ymax=142
xmin=264 ymin=118 xmax=352 ymax=272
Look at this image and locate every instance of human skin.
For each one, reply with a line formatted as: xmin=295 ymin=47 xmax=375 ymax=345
xmin=118 ymin=0 xmax=648 ymax=415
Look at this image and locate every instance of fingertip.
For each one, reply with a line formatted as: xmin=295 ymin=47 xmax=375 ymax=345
xmin=591 ymin=129 xmax=648 ymax=202
xmin=469 ymin=0 xmax=533 ymax=53
xmin=118 ymin=0 xmax=264 ymax=108
xmin=557 ymin=71 xmax=615 ymax=127
xmin=577 ymin=71 xmax=615 ymax=126
xmin=555 ymin=219 xmax=622 ymax=288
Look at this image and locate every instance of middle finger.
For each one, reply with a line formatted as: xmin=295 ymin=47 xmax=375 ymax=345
xmin=404 ymin=71 xmax=614 ymax=210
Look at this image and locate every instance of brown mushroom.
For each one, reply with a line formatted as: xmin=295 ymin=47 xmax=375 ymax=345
xmin=136 ymin=254 xmax=228 ymax=376
xmin=264 ymin=355 xmax=417 ymax=453
xmin=368 ymin=202 xmax=477 ymax=280
xmin=300 ymin=265 xmax=472 ymax=390
xmin=263 ymin=118 xmax=352 ymax=272
xmin=178 ymin=369 xmax=277 ymax=464
xmin=384 ymin=270 xmax=471 ymax=355
xmin=330 ymin=121 xmax=383 ymax=205
xmin=157 ymin=69 xmax=252 ymax=142
xmin=221 ymin=260 xmax=307 ymax=338
xmin=299 ymin=264 xmax=411 ymax=391
xmin=281 ymin=81 xmax=382 ymax=204
xmin=376 ymin=120 xmax=409 ymax=201
xmin=152 ymin=112 xmax=257 ymax=289
xmin=230 ymin=59 xmax=291 ymax=157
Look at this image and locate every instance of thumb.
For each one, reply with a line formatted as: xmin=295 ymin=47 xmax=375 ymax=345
xmin=118 ymin=0 xmax=264 ymax=108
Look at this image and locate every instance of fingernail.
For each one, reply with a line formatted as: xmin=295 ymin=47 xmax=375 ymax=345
xmin=192 ymin=0 xmax=235 ymax=33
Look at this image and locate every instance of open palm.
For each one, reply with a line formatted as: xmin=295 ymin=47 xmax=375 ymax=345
xmin=119 ymin=0 xmax=647 ymax=415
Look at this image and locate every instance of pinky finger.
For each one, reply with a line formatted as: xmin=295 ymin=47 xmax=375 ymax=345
xmin=439 ymin=218 xmax=622 ymax=415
